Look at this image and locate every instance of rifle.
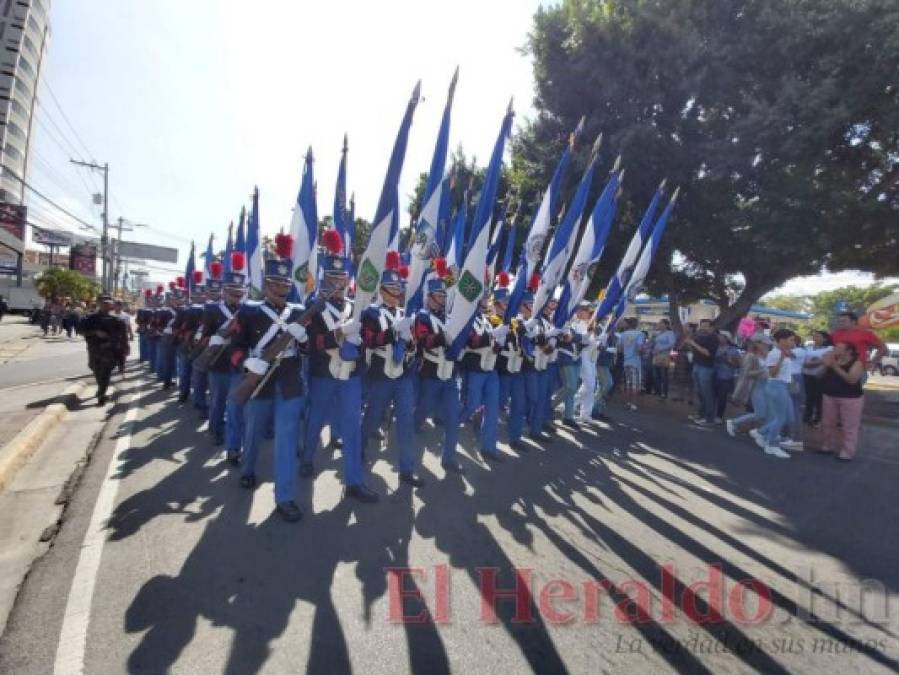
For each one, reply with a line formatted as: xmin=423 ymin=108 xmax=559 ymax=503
xmin=229 ymin=298 xmax=326 ymax=405
xmin=192 ymin=314 xmax=238 ymax=373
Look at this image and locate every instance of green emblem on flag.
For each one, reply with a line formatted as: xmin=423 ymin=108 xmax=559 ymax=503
xmin=457 ymin=270 xmax=483 ymax=303
xmin=357 ymin=258 xmax=379 ymax=293
xmin=294 ymin=263 xmax=307 ymax=283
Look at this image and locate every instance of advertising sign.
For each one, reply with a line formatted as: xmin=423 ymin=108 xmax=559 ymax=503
xmin=116 ymin=240 xmax=178 ymax=264
xmin=70 ymin=242 xmax=98 ymax=277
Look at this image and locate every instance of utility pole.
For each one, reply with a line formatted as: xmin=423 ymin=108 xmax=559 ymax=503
xmin=112 ymin=218 xmax=148 ymax=296
xmin=70 ymin=160 xmax=109 ymax=291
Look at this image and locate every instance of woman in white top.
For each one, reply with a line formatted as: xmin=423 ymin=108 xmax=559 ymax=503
xmin=787 ymin=334 xmax=807 ymax=446
xmin=750 ymin=329 xmax=799 ymax=458
xmin=801 ymin=330 xmax=833 ymax=426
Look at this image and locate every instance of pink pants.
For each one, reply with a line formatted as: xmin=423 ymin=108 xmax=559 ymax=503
xmin=821 ymin=395 xmax=864 ymax=458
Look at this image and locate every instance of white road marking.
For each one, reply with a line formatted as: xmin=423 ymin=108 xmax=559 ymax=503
xmin=53 ymin=383 xmax=144 ymax=675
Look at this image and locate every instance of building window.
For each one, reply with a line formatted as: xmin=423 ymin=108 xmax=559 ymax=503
xmin=22 ymin=34 xmax=37 ymax=58
xmin=5 ymin=121 xmax=25 ymax=139
xmin=13 ymin=77 xmax=31 ymax=97
xmin=4 ymin=144 xmax=24 ymax=163
xmin=30 ymin=1 xmax=47 ymax=22
xmin=10 ymin=98 xmax=29 ymax=118
xmin=17 ymin=55 xmax=35 ymax=79
xmin=27 ymin=15 xmax=39 ymax=33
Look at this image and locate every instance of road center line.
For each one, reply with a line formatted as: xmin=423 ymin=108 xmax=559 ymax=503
xmin=53 ymin=382 xmax=144 ymax=675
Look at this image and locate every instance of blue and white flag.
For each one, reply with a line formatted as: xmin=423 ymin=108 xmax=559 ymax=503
xmin=444 ymin=200 xmax=467 ymax=270
xmin=334 ymin=134 xmax=350 ymax=255
xmin=533 ymin=134 xmax=602 ymax=314
xmin=185 ymin=240 xmax=196 ymax=298
xmin=289 ymin=148 xmax=318 ymax=300
xmin=246 ymin=186 xmax=264 ymax=298
xmin=485 ymin=202 xmax=509 ymax=281
xmin=445 ymin=100 xmax=514 ymax=360
xmin=505 ymin=117 xmax=585 ymax=321
xmin=500 ymin=204 xmax=518 ymax=273
xmin=351 ymin=81 xmax=421 ymax=322
xmin=615 ymin=187 xmax=680 ymax=310
xmin=593 ymin=179 xmax=666 ymax=321
xmin=223 ymin=221 xmax=234 ymax=274
xmin=406 ymin=68 xmax=458 ymax=314
xmin=234 ymin=206 xmax=246 ymax=256
xmin=555 ymin=163 xmax=621 ymax=324
xmin=202 ymin=233 xmax=215 ymax=279
xmin=346 ymin=192 xmax=356 ymax=261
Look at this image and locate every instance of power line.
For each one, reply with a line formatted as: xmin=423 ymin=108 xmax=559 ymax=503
xmin=4 ymin=169 xmax=100 ymax=231
xmin=38 ymin=76 xmax=96 ymax=162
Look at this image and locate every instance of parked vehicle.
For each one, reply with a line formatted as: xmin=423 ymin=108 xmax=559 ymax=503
xmin=881 ymin=344 xmax=899 ymax=376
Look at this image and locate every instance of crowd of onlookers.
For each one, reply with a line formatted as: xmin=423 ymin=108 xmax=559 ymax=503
xmin=30 ymin=297 xmax=134 ymax=343
xmin=594 ymin=311 xmax=888 ymax=462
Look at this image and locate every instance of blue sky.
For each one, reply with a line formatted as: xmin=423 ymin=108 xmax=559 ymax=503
xmin=29 ymin=0 xmax=541 ymax=282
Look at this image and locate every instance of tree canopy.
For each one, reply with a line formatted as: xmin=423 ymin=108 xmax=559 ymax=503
xmin=765 ymin=282 xmax=899 ymax=334
xmin=518 ymin=0 xmax=899 ymax=329
xmin=34 ymin=267 xmax=99 ymax=302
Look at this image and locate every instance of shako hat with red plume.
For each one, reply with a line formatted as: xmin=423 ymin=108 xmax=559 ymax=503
xmin=380 ymin=250 xmax=403 ymax=289
xmin=265 ymin=232 xmax=294 ymax=281
xmin=319 ymin=228 xmax=348 ymax=277
xmin=493 ymin=270 xmax=512 ymax=302
xmin=522 ymin=272 xmax=540 ymax=304
xmin=207 ymin=260 xmax=224 ymax=293
xmin=192 ymin=269 xmax=206 ymax=295
xmin=226 ymin=251 xmax=246 ymax=288
xmin=426 ymin=257 xmax=450 ymax=294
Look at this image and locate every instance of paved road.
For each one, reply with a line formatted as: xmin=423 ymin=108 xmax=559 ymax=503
xmin=1 ymin=361 xmax=898 ymax=674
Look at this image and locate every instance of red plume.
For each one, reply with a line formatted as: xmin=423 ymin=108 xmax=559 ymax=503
xmin=322 ymin=228 xmax=343 ymax=255
xmin=274 ymin=232 xmax=294 ymax=259
xmin=176 ymin=276 xmax=186 ymax=289
xmin=210 ymin=260 xmax=223 ymax=279
xmin=496 ymin=270 xmax=510 ymax=288
xmin=398 ymin=265 xmax=410 ymax=280
xmin=193 ymin=270 xmax=204 ymax=285
xmin=156 ymin=284 xmax=164 ymax=294
xmin=230 ymin=250 xmax=245 ymax=272
xmin=168 ymin=281 xmax=176 ymax=290
xmin=385 ymin=250 xmax=400 ymax=271
xmin=527 ymin=272 xmax=540 ymax=291
xmin=434 ymin=257 xmax=448 ymax=278
xmin=144 ymin=289 xmax=153 ymax=298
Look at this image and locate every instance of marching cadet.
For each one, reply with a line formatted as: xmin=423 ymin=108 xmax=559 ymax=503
xmin=360 ymin=251 xmax=420 ymax=486
xmin=145 ymin=285 xmax=164 ymax=372
xmin=301 ymin=229 xmax=379 ymax=503
xmin=136 ymin=290 xmax=153 ymax=363
xmin=188 ymin=271 xmax=214 ymax=416
xmin=174 ymin=271 xmax=205 ymax=406
xmin=156 ymin=281 xmax=180 ymax=390
xmin=491 ymin=273 xmax=528 ymax=453
xmin=459 ymin=285 xmax=509 ymax=463
xmin=201 ymin=257 xmax=243 ymax=448
xmin=80 ymin=294 xmax=127 ymax=406
xmin=413 ymin=258 xmax=464 ymax=474
xmin=229 ymin=234 xmax=308 ymax=522
xmin=553 ymin=296 xmax=587 ymax=429
xmin=516 ymin=275 xmax=551 ymax=442
xmin=531 ymin=289 xmax=562 ymax=436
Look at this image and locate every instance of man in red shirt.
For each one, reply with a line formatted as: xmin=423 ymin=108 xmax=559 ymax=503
xmin=831 ymin=312 xmax=887 ymax=372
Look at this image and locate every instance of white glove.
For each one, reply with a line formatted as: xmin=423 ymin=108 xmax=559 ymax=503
xmin=491 ymin=324 xmax=510 ymax=342
xmin=286 ymin=323 xmax=307 ymax=343
xmin=209 ymin=334 xmax=226 ymax=347
xmin=244 ymin=357 xmax=268 ymax=375
xmin=340 ymin=321 xmax=360 ymax=339
xmin=545 ymin=327 xmax=563 ymax=339
xmin=523 ymin=318 xmax=538 ymax=333
xmin=494 ymin=333 xmax=508 ymax=348
xmin=163 ymin=327 xmax=173 ymax=335
xmin=548 ymin=337 xmax=558 ymax=349
xmin=393 ymin=316 xmax=415 ymax=334
xmin=345 ymin=334 xmax=362 ymax=346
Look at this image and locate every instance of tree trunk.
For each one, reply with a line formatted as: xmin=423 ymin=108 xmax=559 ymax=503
xmin=714 ymin=278 xmax=786 ymax=332
xmin=668 ymin=293 xmax=686 ymax=337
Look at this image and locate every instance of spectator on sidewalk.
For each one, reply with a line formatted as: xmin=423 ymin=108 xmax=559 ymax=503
xmin=671 ymin=325 xmax=695 ymax=405
xmin=683 ymin=319 xmax=719 ymax=425
xmin=591 ymin=330 xmax=616 ymax=420
xmin=831 ymin=311 xmax=887 ymax=377
xmin=802 ymin=330 xmax=833 ymax=426
xmin=617 ymin=318 xmax=645 ymax=411
xmin=787 ymin=334 xmax=807 ymax=447
xmin=819 ymin=342 xmax=865 ymax=461
xmin=713 ymin=330 xmax=741 ymax=422
xmin=727 ymin=333 xmax=771 ymax=436
xmin=753 ymin=328 xmax=801 ymax=458
xmin=651 ymin=319 xmax=676 ymax=399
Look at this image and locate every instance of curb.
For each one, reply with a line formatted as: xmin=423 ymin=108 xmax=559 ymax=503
xmin=0 ymin=382 xmax=87 ymax=494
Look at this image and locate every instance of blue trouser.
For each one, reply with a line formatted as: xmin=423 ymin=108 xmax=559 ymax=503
xmin=513 ymin=371 xmax=541 ymax=439
xmin=692 ymin=365 xmax=716 ymax=423
xmin=158 ymin=340 xmax=176 ymax=385
xmin=303 ymin=375 xmax=364 ymax=486
xmin=138 ymin=333 xmax=148 ymax=362
xmin=543 ymin=363 xmax=560 ymax=422
xmin=554 ymin=362 xmax=579 ymax=420
xmin=532 ymin=369 xmax=552 ymax=431
xmin=758 ymin=380 xmax=794 ymax=446
xmin=208 ymin=370 xmax=232 ymax=439
xmin=732 ymin=379 xmax=769 ymax=427
xmin=178 ymin=351 xmax=192 ymax=400
xmin=242 ymin=384 xmax=302 ymax=504
xmin=191 ymin=367 xmax=208 ymax=412
xmin=362 ymin=374 xmax=416 ymax=473
xmin=462 ymin=370 xmax=500 ymax=454
xmin=593 ymin=365 xmax=614 ymax=415
xmin=147 ymin=337 xmax=158 ymax=370
xmin=225 ymin=373 xmax=245 ymax=451
xmin=502 ymin=372 xmax=527 ymax=442
xmin=414 ymin=376 xmax=460 ymax=462
xmin=499 ymin=373 xmax=512 ymax=413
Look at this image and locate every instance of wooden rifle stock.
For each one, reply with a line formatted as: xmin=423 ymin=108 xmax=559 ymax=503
xmin=192 ymin=315 xmax=238 ymax=373
xmin=229 ymin=298 xmax=326 ymax=405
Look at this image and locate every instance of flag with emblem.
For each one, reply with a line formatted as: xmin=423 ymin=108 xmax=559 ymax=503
xmin=405 ymin=68 xmax=458 ymax=315
xmin=593 ymin=179 xmax=666 ymax=321
xmin=202 ymin=233 xmax=215 ymax=279
xmin=289 ymin=148 xmax=318 ymax=300
xmin=444 ymin=198 xmax=467 ymax=270
xmin=555 ymin=163 xmax=622 ymax=324
xmin=504 ymin=117 xmax=584 ymax=321
xmin=445 ymin=100 xmax=514 ymax=359
xmin=246 ymin=187 xmax=264 ymax=299
xmin=351 ymin=81 xmax=421 ymax=322
xmin=532 ymin=133 xmax=602 ymax=314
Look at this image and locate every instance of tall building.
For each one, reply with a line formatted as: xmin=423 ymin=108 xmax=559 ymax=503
xmin=0 ymin=0 xmax=51 ymax=206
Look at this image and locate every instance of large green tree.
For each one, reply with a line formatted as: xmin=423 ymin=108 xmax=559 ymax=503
xmin=519 ymin=0 xmax=899 ymax=330
xmin=34 ymin=267 xmax=99 ymax=302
